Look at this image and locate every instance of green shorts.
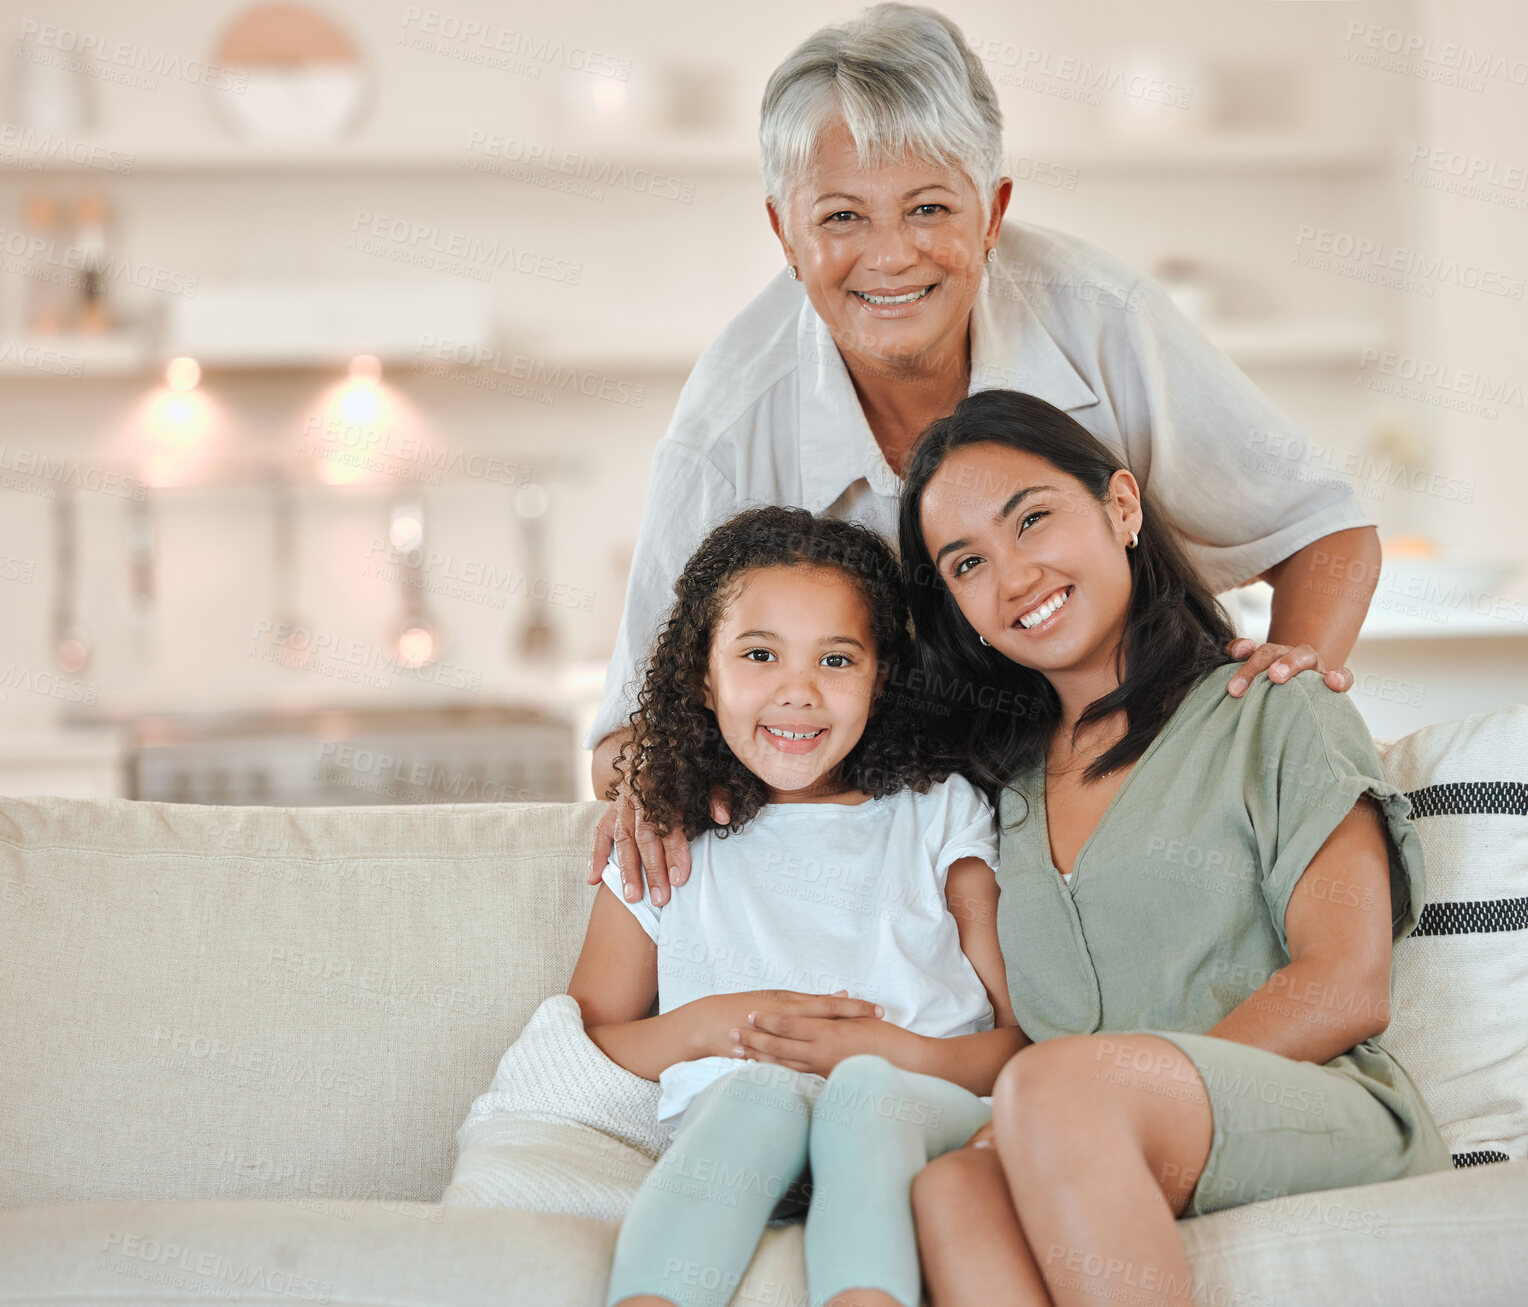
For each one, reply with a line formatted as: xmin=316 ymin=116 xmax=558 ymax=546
xmin=1119 ymin=1029 xmax=1453 ymax=1219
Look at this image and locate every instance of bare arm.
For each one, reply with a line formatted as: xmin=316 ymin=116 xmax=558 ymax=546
xmin=897 ymin=1026 xmax=1031 ymax=1098
xmin=1228 ymin=525 xmax=1380 ymax=696
xmin=567 ymin=883 xmax=683 ymax=1080
xmin=1204 ymin=795 xmax=1394 ymax=1060
xmin=888 ymin=857 xmax=1031 ymax=1096
xmin=943 ymin=856 xmax=1024 ymax=1031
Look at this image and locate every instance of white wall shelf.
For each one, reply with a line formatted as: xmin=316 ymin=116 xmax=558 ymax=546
xmin=1205 ymin=318 xmax=1391 ymax=367
xmin=1239 ymin=578 xmax=1528 ymax=643
xmin=0 ymin=133 xmax=1390 ymax=178
xmin=0 ymin=314 xmax=1383 ymax=381
xmin=0 ymin=331 xmax=153 ymax=378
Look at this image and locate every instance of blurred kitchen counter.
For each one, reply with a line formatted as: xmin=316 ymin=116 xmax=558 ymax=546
xmin=0 ymin=726 xmax=132 ymax=799
xmin=0 ymin=659 xmax=611 ymax=804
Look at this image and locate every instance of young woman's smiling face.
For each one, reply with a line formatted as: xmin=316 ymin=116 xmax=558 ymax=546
xmin=701 ymin=564 xmax=884 ymax=803
xmin=918 ymin=443 xmax=1143 ymax=681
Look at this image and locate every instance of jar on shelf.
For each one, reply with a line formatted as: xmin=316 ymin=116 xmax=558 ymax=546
xmin=19 ymin=189 xmax=66 ymax=335
xmin=72 ymin=191 xmax=112 ymax=334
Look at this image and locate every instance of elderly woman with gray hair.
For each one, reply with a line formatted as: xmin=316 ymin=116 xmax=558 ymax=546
xmin=588 ymin=3 xmax=1379 ymax=902
xmin=582 ymin=5 xmax=1389 ymax=1305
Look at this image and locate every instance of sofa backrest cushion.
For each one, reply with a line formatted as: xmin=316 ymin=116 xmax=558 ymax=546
xmin=1378 ymin=704 xmax=1528 ymax=1167
xmin=0 ymin=796 xmax=605 ymax=1209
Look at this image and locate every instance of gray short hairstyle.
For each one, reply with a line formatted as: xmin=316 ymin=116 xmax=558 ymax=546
xmin=759 ymin=3 xmax=1003 ymax=219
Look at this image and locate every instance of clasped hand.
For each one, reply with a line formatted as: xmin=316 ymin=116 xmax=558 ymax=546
xmin=721 ymin=989 xmax=897 ymax=1079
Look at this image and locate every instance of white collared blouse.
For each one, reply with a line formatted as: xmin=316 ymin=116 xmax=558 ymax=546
xmin=584 ymin=217 xmax=1372 ymax=751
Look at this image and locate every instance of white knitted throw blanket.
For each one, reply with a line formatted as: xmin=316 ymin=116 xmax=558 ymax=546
xmin=441 ymin=993 xmax=669 ymax=1220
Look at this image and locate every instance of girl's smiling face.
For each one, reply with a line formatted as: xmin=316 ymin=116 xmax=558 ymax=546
xmin=701 ymin=564 xmax=885 ymax=803
xmin=918 ymin=442 xmax=1142 ymax=678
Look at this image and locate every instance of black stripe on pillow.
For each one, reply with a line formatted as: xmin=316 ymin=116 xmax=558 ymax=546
xmin=1452 ymin=1150 xmax=1512 ymax=1168
xmin=1404 ymin=782 xmax=1528 ymax=818
xmin=1411 ymin=898 xmax=1528 ymax=937
xmin=1401 ymin=782 xmax=1526 ymax=935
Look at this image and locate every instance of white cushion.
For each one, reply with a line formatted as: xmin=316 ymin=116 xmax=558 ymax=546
xmin=443 ymin=993 xmax=667 ymax=1220
xmin=1377 ymin=704 xmax=1528 ymax=1165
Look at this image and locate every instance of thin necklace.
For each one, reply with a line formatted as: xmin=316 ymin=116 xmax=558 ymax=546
xmin=1050 ymin=738 xmax=1119 ymax=780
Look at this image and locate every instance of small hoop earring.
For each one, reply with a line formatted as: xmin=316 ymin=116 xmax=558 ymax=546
xmin=986 ymin=249 xmax=996 ymax=263
xmin=787 ymin=265 xmax=798 ymax=280
xmin=979 ymin=634 xmax=991 ymax=646
xmin=1127 ymin=530 xmax=1139 ymax=549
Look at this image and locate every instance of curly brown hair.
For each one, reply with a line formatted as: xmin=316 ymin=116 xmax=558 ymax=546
xmin=609 ymin=505 xmax=954 ymax=839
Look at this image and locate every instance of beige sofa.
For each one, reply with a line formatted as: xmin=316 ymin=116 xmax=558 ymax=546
xmin=2 ymin=735 xmax=1525 ymax=1305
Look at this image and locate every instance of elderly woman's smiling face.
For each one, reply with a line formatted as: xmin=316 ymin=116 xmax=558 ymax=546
xmin=769 ymin=117 xmax=1007 ymax=371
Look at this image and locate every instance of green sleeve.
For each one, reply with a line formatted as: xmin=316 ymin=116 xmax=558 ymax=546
xmin=1245 ymin=670 xmax=1427 ymax=956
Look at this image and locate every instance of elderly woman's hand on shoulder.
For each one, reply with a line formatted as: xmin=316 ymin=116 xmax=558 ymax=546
xmin=1221 ymin=526 xmax=1379 ymax=696
xmin=587 ymin=754 xmax=730 ymax=907
xmin=1224 ymin=637 xmax=1355 ymax=698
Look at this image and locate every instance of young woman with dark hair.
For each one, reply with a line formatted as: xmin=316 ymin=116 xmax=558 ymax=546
xmin=866 ymin=388 xmax=1451 ymax=1306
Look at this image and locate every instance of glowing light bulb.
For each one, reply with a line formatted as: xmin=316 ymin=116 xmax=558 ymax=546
xmin=389 ymin=507 xmax=423 ymax=553
xmin=165 ymin=357 xmax=201 ymax=391
xmin=340 ymin=382 xmax=380 ymax=424
xmin=397 ymin=624 xmax=435 ymax=668
xmin=148 ymin=388 xmax=211 ymax=450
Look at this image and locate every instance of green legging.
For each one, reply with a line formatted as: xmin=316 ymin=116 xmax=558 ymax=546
xmin=604 ymin=1053 xmax=993 ymax=1307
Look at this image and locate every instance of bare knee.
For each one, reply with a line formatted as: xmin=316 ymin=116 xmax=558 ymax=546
xmin=992 ymin=1036 xmax=1094 ymax=1122
xmin=911 ymin=1148 xmax=988 ymax=1225
xmin=991 ymin=1037 xmax=1126 ymax=1173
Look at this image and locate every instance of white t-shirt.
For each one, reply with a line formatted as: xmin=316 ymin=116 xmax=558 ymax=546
xmin=600 ymin=773 xmax=1002 ymax=1127
xmin=583 ymin=217 xmax=1372 ymax=750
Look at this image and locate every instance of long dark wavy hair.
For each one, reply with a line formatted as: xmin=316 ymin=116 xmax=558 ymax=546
xmin=611 ymin=505 xmax=954 ymax=838
xmin=897 ymin=389 xmax=1239 ymax=807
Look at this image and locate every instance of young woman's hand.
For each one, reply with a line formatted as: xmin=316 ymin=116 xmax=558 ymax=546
xmin=727 ymin=989 xmax=904 ymax=1077
xmin=589 ymin=779 xmax=731 ymax=908
xmin=1224 ymin=637 xmax=1354 ymax=697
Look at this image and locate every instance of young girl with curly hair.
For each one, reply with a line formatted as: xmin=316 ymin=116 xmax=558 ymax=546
xmin=568 ymin=504 xmax=1028 ymax=1307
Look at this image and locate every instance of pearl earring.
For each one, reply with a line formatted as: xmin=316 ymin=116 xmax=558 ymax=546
xmin=787 ymin=266 xmax=798 ymax=280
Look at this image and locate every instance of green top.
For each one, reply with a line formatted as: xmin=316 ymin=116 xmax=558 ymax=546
xmin=995 ymin=662 xmax=1426 ymax=1042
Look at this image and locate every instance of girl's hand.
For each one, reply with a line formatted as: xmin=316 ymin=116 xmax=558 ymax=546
xmin=1225 ymin=637 xmax=1353 ymax=697
xmin=728 ymin=989 xmax=902 ymax=1078
xmin=687 ymin=990 xmax=883 ymax=1062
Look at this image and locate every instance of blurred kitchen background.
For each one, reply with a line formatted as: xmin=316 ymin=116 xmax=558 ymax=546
xmin=0 ymin=0 xmax=1524 ymax=804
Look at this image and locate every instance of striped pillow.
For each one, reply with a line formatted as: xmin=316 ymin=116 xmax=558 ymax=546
xmin=1376 ymin=704 xmax=1528 ymax=1168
